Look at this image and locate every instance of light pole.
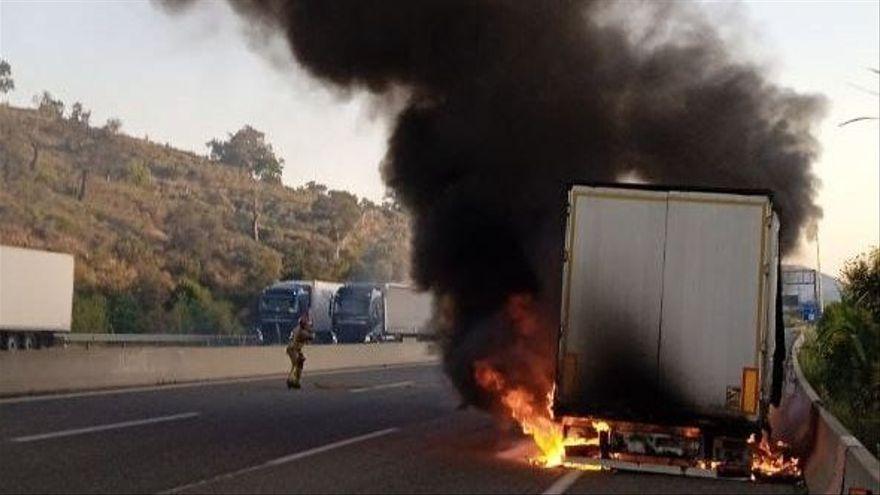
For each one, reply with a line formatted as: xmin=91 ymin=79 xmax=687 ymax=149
xmin=815 ymin=228 xmax=823 ymax=314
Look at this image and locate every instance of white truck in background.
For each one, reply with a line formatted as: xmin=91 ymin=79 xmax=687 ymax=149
xmin=330 ymin=283 xmax=435 ymax=343
xmin=0 ymin=246 xmax=74 ymax=350
xmin=555 ymin=184 xmax=785 ymax=477
xmin=383 ymin=283 xmax=434 ymax=340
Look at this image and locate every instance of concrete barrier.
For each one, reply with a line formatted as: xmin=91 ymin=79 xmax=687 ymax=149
xmin=0 ymin=343 xmax=437 ymax=397
xmin=772 ymin=333 xmax=879 ymax=494
xmin=845 ymin=445 xmax=880 ymax=495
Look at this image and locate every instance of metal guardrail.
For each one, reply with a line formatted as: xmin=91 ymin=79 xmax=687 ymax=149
xmin=54 ymin=333 xmax=260 ymax=347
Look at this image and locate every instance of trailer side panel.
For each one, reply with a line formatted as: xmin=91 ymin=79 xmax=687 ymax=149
xmin=0 ymin=246 xmax=74 ymax=332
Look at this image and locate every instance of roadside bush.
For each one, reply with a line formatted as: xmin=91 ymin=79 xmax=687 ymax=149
xmin=71 ymin=292 xmax=109 ymax=333
xmin=840 ymin=247 xmax=880 ymax=322
xmin=108 ymin=293 xmax=144 ymax=334
xmin=166 ymin=278 xmax=238 ymax=335
xmin=800 ymin=247 xmax=880 ymax=456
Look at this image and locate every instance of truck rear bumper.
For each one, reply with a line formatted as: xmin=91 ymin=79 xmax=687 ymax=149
xmin=563 ymin=456 xmax=737 ymax=479
xmin=561 ymin=418 xmax=756 ymax=479
xmin=334 ymin=324 xmax=370 ymax=344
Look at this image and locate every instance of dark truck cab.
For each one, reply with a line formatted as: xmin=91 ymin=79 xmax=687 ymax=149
xmin=330 ymin=284 xmax=385 ymax=343
xmin=257 ymin=281 xmax=337 ymax=344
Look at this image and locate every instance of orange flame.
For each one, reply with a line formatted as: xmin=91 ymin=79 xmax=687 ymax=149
xmin=748 ymin=434 xmax=801 ymax=479
xmin=474 ymin=361 xmax=609 ymax=468
xmin=473 ymin=294 xmax=608 ymax=468
xmin=474 ymin=362 xmax=566 ymax=466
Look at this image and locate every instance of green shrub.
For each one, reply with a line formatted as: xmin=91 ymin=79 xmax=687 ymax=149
xmin=800 ymin=246 xmax=880 ymax=456
xmin=72 ymin=292 xmax=109 ymax=333
xmin=167 ymin=279 xmax=238 ymax=335
xmin=123 ymin=159 xmax=151 ymax=186
xmin=108 ymin=293 xmax=143 ymax=334
xmin=813 ymin=301 xmax=879 ymax=409
xmin=840 ymin=246 xmax=880 ymax=322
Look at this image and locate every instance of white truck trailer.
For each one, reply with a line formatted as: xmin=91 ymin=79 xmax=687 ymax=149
xmin=383 ymin=283 xmax=434 ymax=339
xmin=555 ymin=184 xmax=784 ymax=477
xmin=0 ymin=246 xmax=74 ymax=350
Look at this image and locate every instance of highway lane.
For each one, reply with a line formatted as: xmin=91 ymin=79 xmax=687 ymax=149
xmin=0 ymin=364 xmax=451 ymax=494
xmin=0 ymin=363 xmax=800 ymax=494
xmin=168 ymin=410 xmax=798 ymax=495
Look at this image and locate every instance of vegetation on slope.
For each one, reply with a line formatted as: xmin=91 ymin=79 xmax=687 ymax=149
xmin=0 ymin=98 xmax=411 ymax=335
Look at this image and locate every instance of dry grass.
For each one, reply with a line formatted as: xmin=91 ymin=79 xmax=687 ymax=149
xmin=0 ymin=104 xmax=411 ymax=333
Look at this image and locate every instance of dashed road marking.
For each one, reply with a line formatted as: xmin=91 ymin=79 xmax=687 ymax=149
xmin=160 ymin=427 xmax=399 ymax=494
xmin=542 ymin=470 xmax=584 ymax=495
xmin=10 ymin=412 xmax=200 ymax=442
xmin=350 ymin=380 xmax=415 ymax=393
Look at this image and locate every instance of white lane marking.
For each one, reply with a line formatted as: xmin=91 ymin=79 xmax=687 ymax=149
xmin=160 ymin=427 xmax=399 ymax=494
xmin=542 ymin=470 xmax=584 ymax=495
xmin=0 ymin=361 xmax=438 ymax=405
xmin=350 ymin=380 xmax=415 ymax=394
xmin=10 ymin=412 xmax=200 ymax=443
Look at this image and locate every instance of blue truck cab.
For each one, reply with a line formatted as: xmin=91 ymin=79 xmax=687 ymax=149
xmin=258 ymin=281 xmax=337 ymax=344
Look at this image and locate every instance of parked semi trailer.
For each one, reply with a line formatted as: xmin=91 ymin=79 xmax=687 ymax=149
xmin=0 ymin=246 xmax=74 ymax=350
xmin=383 ymin=283 xmax=434 ymax=339
xmin=555 ymin=184 xmax=784 ymax=477
xmin=257 ymin=280 xmax=341 ymax=344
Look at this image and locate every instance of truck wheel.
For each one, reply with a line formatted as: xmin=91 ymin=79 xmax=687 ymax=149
xmin=3 ymin=334 xmax=19 ymax=351
xmin=21 ymin=333 xmax=35 ymax=350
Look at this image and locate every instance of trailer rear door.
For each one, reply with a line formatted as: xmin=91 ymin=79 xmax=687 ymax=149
xmin=556 ymin=186 xmax=772 ymax=423
xmin=557 ymin=188 xmax=667 ymax=414
xmin=658 ymin=191 xmax=768 ymax=419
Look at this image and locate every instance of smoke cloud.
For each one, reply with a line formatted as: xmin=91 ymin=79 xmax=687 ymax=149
xmin=161 ymin=1 xmax=826 ymax=410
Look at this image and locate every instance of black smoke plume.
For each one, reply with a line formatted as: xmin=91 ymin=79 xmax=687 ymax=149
xmin=161 ymin=1 xmax=826 ymax=409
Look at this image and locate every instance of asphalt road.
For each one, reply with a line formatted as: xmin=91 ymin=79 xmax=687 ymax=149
xmin=0 ymin=363 xmax=801 ymax=494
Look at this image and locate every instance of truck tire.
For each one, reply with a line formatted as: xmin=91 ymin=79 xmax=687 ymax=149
xmin=3 ymin=333 xmax=19 ymax=351
xmin=21 ymin=333 xmax=35 ymax=350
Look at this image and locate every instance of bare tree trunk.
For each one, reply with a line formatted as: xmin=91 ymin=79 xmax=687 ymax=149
xmin=252 ymin=184 xmax=260 ymax=242
xmin=77 ymin=169 xmax=88 ymax=201
xmin=28 ymin=142 xmax=39 ymax=171
xmin=0 ymin=141 xmax=7 ymax=184
xmin=334 ymin=231 xmax=340 ymax=261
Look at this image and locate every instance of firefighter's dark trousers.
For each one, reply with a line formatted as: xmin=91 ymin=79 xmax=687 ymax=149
xmin=286 ymin=344 xmax=305 ymax=388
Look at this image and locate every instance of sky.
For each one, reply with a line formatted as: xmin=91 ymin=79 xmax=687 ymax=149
xmin=0 ymin=0 xmax=877 ymax=276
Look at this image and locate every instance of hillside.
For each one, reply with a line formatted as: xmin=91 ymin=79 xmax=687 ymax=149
xmin=0 ymin=103 xmax=411 ymax=334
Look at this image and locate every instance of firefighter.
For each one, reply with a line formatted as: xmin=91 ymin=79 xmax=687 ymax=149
xmin=286 ymin=314 xmax=314 ymax=389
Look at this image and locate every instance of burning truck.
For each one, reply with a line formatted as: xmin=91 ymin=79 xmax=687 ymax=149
xmin=477 ymin=183 xmax=798 ymax=479
xmin=161 ymin=0 xmax=819 ymax=482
